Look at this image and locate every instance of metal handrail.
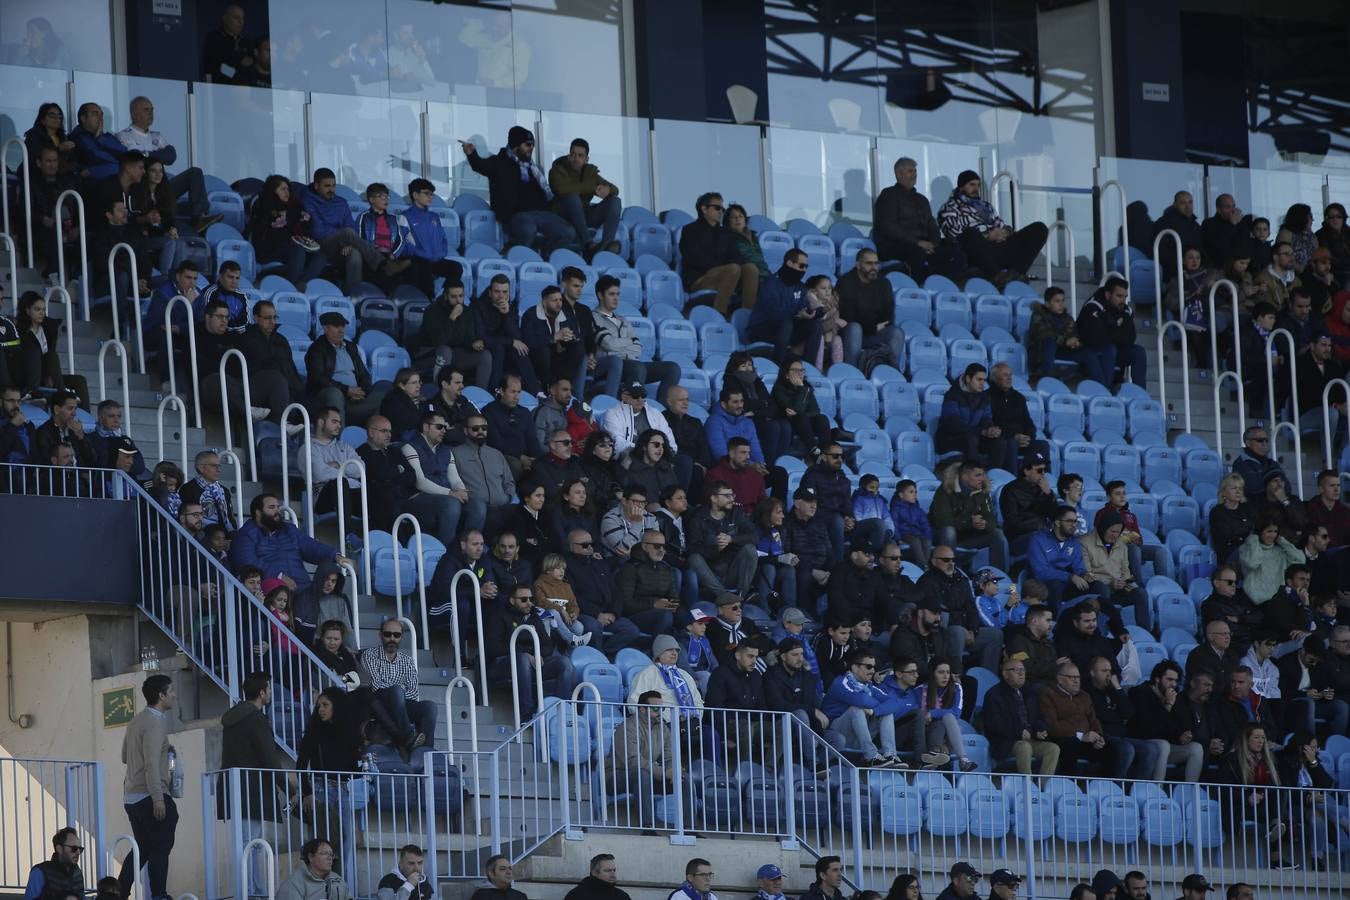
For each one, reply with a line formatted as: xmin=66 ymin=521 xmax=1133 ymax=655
xmin=339 ymin=562 xmax=361 ymax=649
xmin=1152 ymin=227 xmax=1184 ymax=324
xmin=1207 ymin=279 xmax=1246 ymax=462
xmin=391 ymin=512 xmax=429 ymax=650
xmin=240 ymin=838 xmax=276 ymax=900
xmin=1 ymin=137 xmax=34 ymax=268
xmin=216 ymin=449 xmax=247 ymax=528
xmin=1097 ymin=179 xmax=1129 ymax=294
xmin=108 ymin=833 xmax=142 ymax=900
xmin=508 ymin=624 xmax=545 ymax=729
xmin=1320 ymin=378 xmax=1350 ymax=471
xmin=279 ymin=403 xmax=314 ymax=536
xmin=988 ymin=170 xmax=1019 ymax=230
xmin=333 ymin=457 xmax=370 ymax=581
xmin=156 ymin=394 xmax=189 ymax=475
xmin=54 ymin=189 xmax=89 ymax=319
xmin=1265 ymin=327 xmax=1303 ymax=493
xmin=0 ymin=233 xmax=16 ymax=312
xmin=97 ymin=339 xmax=132 ymax=439
xmin=1044 ymin=220 xmax=1078 ymax=315
xmin=444 ymin=675 xmax=479 ymax=754
xmin=449 ymin=567 xmax=489 ymax=706
xmin=44 ymin=285 xmax=77 ymax=384
xmin=162 ymin=294 xmax=202 ymax=429
xmin=1153 ymin=227 xmax=1190 ymax=433
xmin=106 ymin=242 xmax=145 ymax=374
xmin=218 ymin=348 xmax=258 ymax=480
xmin=398 ymin=615 xmax=419 ymax=670
xmin=568 ymin=684 xmax=607 ymax=816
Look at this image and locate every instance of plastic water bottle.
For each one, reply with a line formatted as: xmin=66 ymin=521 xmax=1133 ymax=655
xmin=145 ymin=646 xmax=160 ymax=671
xmin=140 ymin=648 xmax=150 ymax=671
xmin=167 ymin=746 xmax=184 ymax=798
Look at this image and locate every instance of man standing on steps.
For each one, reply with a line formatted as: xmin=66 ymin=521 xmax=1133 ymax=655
xmin=564 ymin=854 xmax=631 ymax=900
xmin=470 ymin=855 xmax=528 ymax=900
xmin=359 ymin=619 xmax=437 ymax=759
xmin=119 ymin=674 xmax=178 ymax=900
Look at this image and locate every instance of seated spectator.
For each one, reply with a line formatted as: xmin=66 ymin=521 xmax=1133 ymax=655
xmin=485 ymin=583 xmax=579 ymax=720
xmin=454 ymin=413 xmax=516 ymax=529
xmin=1081 ymin=509 xmax=1148 ymax=630
xmin=90 ymin=194 xmax=152 ymax=319
xmin=815 ymin=616 xmax=858 ymax=688
xmin=929 ymin=458 xmax=1007 ymax=570
xmin=852 ymin=475 xmax=895 ymax=547
xmin=821 ymin=647 xmax=905 ymax=768
xmin=1085 ymin=654 xmax=1163 ymax=780
xmin=1277 ymin=203 xmax=1318 ymax=274
xmin=607 ymin=691 xmax=676 ymax=828
xmin=517 ymin=282 xmax=589 ymax=390
xmin=769 ymin=355 xmax=832 ymax=460
xmin=602 ymin=484 xmax=659 ymax=558
xmin=1213 ymin=667 xmax=1279 ymax=751
xmin=548 ymin=479 xmax=598 ymax=551
xmin=1278 ymin=636 xmax=1346 ymax=739
xmin=376 ymin=845 xmax=434 ymax=900
xmin=401 ymin=178 xmax=466 ymax=300
xmin=1126 ymin=660 xmax=1205 ymax=782
xmin=249 ymin=174 xmax=325 ymax=288
xmin=1305 ymin=469 xmax=1350 ymax=548
xmin=581 ymin=432 xmax=624 ymax=511
xmin=935 ymin=363 xmax=1001 ymax=463
xmin=68 ymin=102 xmax=127 ymax=185
xmin=889 ymin=479 xmax=933 ymax=566
xmin=654 ymin=486 xmax=694 ymax=577
xmin=1235 ymin=303 xmax=1289 ymax=417
xmin=1217 ymin=722 xmax=1296 ymax=867
xmin=462 ymin=126 xmax=575 ymax=255
xmin=1237 ymin=518 xmax=1305 ymax=604
xmin=27 ymin=145 xmax=79 ymax=279
xmin=999 ymin=452 xmax=1057 ymax=554
xmin=238 ymin=300 xmax=307 ymax=416
xmin=12 ymin=292 xmax=89 ymax=406
xmin=1210 ymin=473 xmax=1256 ymax=561
xmin=295 ymin=563 xmax=357 ymax=649
xmin=663 ymin=386 xmax=710 ymax=490
xmin=1318 ymin=203 xmax=1350 ymax=277
xmin=1077 ymin=276 xmax=1146 ymax=388
xmin=533 ymin=428 xmax=588 ymax=502
xmin=115 ymin=95 xmax=217 ymax=233
xmin=1155 ymin=191 xmax=1202 ymax=281
xmin=304 ymin=405 xmax=362 ymax=518
xmin=982 ymin=657 xmax=1060 ymax=775
xmin=178 ymin=449 xmax=235 ymax=530
xmin=130 ymin=158 xmax=194 ymax=277
xmin=590 ymin=275 xmax=679 ymax=402
xmin=277 ymin=839 xmax=351 ymax=900
xmin=888 ymin=595 xmax=962 ymax=677
xmin=615 ymin=532 xmax=680 ymax=635
xmin=229 ymin=493 xmax=350 ymax=591
xmin=356 ymin=616 xmax=437 ymax=754
xmin=480 ymin=375 xmax=542 ymax=485
xmin=503 ymin=485 xmax=550 ymax=569
xmin=379 ymin=367 xmax=426 ymax=443
xmin=722 ymin=352 xmax=789 ymax=465
xmin=915 ymin=659 xmax=977 ymax=771
xmin=764 ymin=636 xmax=835 ymax=749
xmin=783 ymin=486 xmax=833 ymax=611
xmin=1275 ymin=732 xmax=1345 ymax=871
xmin=1256 ymin=472 xmax=1307 ymax=543
xmin=143 ymin=260 xmax=199 ymax=386
xmin=747 ymin=249 xmax=823 ymax=362
xmin=301 ymin=168 xmax=383 ymax=293
xmin=409 ymin=280 xmax=488 ymax=388
xmin=704 ymin=640 xmax=764 ymax=723
xmin=548 ymin=138 xmax=621 ymax=255
xmin=706 ymin=385 xmax=765 ymax=469
xmin=872 ymin=157 xmax=962 ymax=279
xmin=627 ymin=636 xmax=704 ymax=732
xmin=707 ymin=437 xmax=766 ymax=514
xmin=24 ymin=102 xmax=75 ymax=172
xmin=485 ymin=530 xmax=534 ymax=597
xmin=688 ymin=481 xmax=759 ymax=602
xmin=936 ymin=170 xmax=1048 ymax=285
xmin=1280 ymin=286 xmax=1319 ymax=351
xmin=473 ymin=276 xmax=539 ymax=394
xmin=193 ymin=260 xmax=249 ymax=331
xmin=1200 ymin=193 xmax=1251 ymax=268
xmin=1187 ymin=617 xmax=1242 ymax=686
xmin=0 ymin=386 xmax=38 ymax=467
xmin=804 ymin=441 xmax=885 ymax=558
xmin=988 ymin=364 xmax=1049 ymax=471
xmin=532 ymin=376 xmax=596 ymax=457
xmin=1054 ymin=600 xmax=1126 ymax=679
xmin=305 ymin=311 xmax=384 ymax=426
xmin=400 ymin=409 xmax=483 ymax=544
xmin=1041 ymin=661 xmax=1122 ymax=776
xmin=1239 ymin=631 xmax=1282 ymax=700
xmin=825 ymin=535 xmax=881 ymax=626
xmin=565 ymin=529 xmax=639 ymax=652
xmin=723 ymin=204 xmax=770 ymax=286
xmin=1255 ymin=241 xmax=1296 ymax=310
xmin=355 ymin=183 xmax=415 ymax=288
xmin=916 ymin=546 xmax=999 ymax=673
xmin=1027 ymin=286 xmax=1103 ymax=382
xmin=532 ymin=553 xmax=592 ymax=647
xmin=426 ymin=529 xmax=496 ymax=632
xmin=86 ymin=399 xmax=148 ymax=479
xmin=627 ymin=429 xmax=683 ymax=507
xmin=679 ymin=191 xmax=758 ymax=314
xmin=600 ymin=381 xmax=676 ymax=459
xmin=428 ymin=368 xmax=481 ymax=446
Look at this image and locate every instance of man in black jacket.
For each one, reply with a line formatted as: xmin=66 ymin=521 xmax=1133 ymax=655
xmin=304 ymin=311 xmax=384 ymax=425
xmin=356 ymin=414 xmax=414 ymax=531
xmin=1054 ymin=600 xmax=1125 ymax=678
xmin=988 ymin=363 xmax=1049 ymax=472
xmin=872 ymin=157 xmax=961 ymax=278
xmin=1076 ymin=277 xmax=1146 ymax=388
xmin=888 ymin=596 xmax=960 ymax=675
xmin=428 ymin=367 xmax=479 ymax=447
xmin=1126 ymin=660 xmax=1205 ymax=782
xmin=704 ymin=641 xmax=764 ymax=711
xmin=825 ymin=537 xmax=881 ymax=626
xmin=1185 ymin=619 xmax=1241 ymax=689
xmin=837 ymin=247 xmax=905 ymax=368
xmin=1154 ymin=191 xmax=1201 ymax=282
xmin=677 ymin=191 xmax=758 ymax=314
xmin=564 ymin=529 xmax=641 ymax=651
xmin=461 ymin=126 xmax=575 ymax=255
xmin=484 ymin=584 xmax=578 ymax=720
xmin=196 ymin=299 xmax=290 ymax=427
xmin=999 ymin=451 xmax=1058 ymax=554
xmin=1211 ymin=667 xmax=1278 ymax=747
xmin=764 ymin=637 xmax=831 ymax=735
xmin=1200 ymin=194 xmax=1252 ymax=269
xmin=915 ymin=549 xmax=990 ymax=674
xmin=1198 ymin=567 xmax=1262 ymax=654
xmin=564 ymin=854 xmax=632 ymax=900
xmin=663 ymin=386 xmax=710 ymax=482
xmin=982 ymin=658 xmax=1059 ymax=774
xmin=783 ymin=487 xmax=833 ymax=613
xmin=687 ymin=480 xmax=759 ymax=601
xmin=872 ymin=542 xmax=914 ymax=641
xmin=1276 ymin=636 xmax=1345 ymax=739
xmin=1085 ymin=654 xmax=1160 ymax=780
xmin=238 ymin=299 xmax=306 ymax=411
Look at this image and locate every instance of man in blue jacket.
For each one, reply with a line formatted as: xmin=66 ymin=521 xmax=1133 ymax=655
xmin=821 ymin=647 xmax=906 ymax=768
xmin=403 ymin=178 xmax=465 ymax=298
xmin=228 ymin=493 xmax=351 ymax=591
xmin=301 ymin=167 xmax=383 ymax=292
xmin=69 ymin=102 xmax=126 ymax=184
xmin=747 ymin=250 xmax=822 ymax=362
xmin=1027 ymin=505 xmax=1094 ymax=611
xmin=704 ymin=385 xmax=765 ymax=465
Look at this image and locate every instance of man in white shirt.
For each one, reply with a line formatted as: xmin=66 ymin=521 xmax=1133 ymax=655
xmin=115 ymin=96 xmax=221 ymax=233
xmin=599 ymin=382 xmax=677 ymax=457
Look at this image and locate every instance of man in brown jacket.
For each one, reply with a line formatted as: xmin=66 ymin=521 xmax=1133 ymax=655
xmin=1039 ymin=661 xmax=1120 ymax=776
xmin=119 ymin=673 xmax=178 ymax=900
xmin=548 ymin=138 xmax=621 ymax=256
xmin=608 ymin=689 xmax=674 ymax=828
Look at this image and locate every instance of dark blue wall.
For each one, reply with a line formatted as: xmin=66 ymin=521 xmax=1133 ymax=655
xmin=1110 ymin=0 xmax=1187 ymax=162
xmin=0 ymin=496 xmax=138 ymax=604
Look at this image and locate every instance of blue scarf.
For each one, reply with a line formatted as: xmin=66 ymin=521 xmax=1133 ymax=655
xmin=507 ymin=148 xmax=552 ymax=201
xmin=686 ymin=634 xmax=711 ymax=669
xmin=193 ymin=474 xmax=231 ymax=527
xmin=677 ymin=883 xmax=708 ymax=900
xmin=658 ymin=663 xmax=697 ymax=716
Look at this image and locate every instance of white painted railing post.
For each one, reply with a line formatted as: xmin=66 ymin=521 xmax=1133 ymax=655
xmin=508 ymin=625 xmax=545 ymax=729
xmin=162 ymin=294 xmax=202 ymax=429
xmin=216 ymin=449 xmax=247 ymax=527
xmin=339 ymin=562 xmax=361 ymax=649
xmin=391 ymin=513 xmax=429 ymax=650
xmin=156 ymin=394 xmax=189 ymax=474
xmin=1097 ymin=179 xmax=1130 ymax=297
xmin=54 ymin=189 xmax=89 ymax=319
xmin=240 ymin=837 xmax=276 ymax=900
xmin=218 ymin=348 xmax=257 ymax=480
xmin=988 ymin=170 xmax=1019 ymax=230
xmin=1207 ymin=279 xmax=1246 ymax=462
xmin=1 ymin=138 xmax=34 ymax=268
xmin=333 ymin=457 xmax=370 ymax=580
xmin=1265 ymin=328 xmax=1303 ymax=493
xmin=1044 ymin=221 xmax=1078 ymax=315
xmin=279 ymin=403 xmax=314 ymax=536
xmin=449 ymin=567 xmax=489 ymax=705
xmin=106 ymin=242 xmax=146 ymax=374
xmin=1320 ymin=378 xmax=1350 ymax=471
xmin=44 ymin=286 xmax=77 ymax=377
xmin=108 ymin=833 xmax=142 ymax=900
xmin=97 ymin=339 xmax=132 ymax=438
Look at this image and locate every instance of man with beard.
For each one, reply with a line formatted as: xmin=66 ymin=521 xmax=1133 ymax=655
xmin=228 ymin=493 xmax=350 ymax=591
xmin=836 ymin=248 xmax=905 ymax=368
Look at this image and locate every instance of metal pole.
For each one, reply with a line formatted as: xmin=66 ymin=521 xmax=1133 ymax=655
xmin=507 ymin=625 xmax=544 ymax=729
xmin=156 ymin=394 xmax=189 ymax=475
xmin=988 ymin=170 xmax=1020 ymax=231
xmin=106 ymin=242 xmax=146 ymax=373
xmin=1044 ymin=221 xmax=1078 ymax=315
xmin=54 ymin=189 xmax=90 ymax=319
xmin=44 ymin=286 xmax=77 ymax=385
xmin=1265 ymin=328 xmax=1303 ymax=493
xmin=217 ymin=348 xmax=257 ymax=480
xmin=162 ymin=295 xmax=202 ymax=429
xmin=449 ymin=567 xmax=488 ymax=704
xmin=279 ymin=403 xmax=314 ymax=535
xmin=1207 ymin=279 xmax=1246 ymax=462
xmin=1320 ymin=378 xmax=1350 ymax=471
xmin=334 ymin=457 xmax=370 ymax=574
xmin=392 ymin=512 xmax=428 ymax=647
xmin=0 ymin=138 xmax=34 ymax=268
xmin=1097 ymin=179 xmax=1130 ymax=296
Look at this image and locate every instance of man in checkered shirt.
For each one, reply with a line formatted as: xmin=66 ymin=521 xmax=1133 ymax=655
xmin=359 ymin=618 xmax=437 ymax=759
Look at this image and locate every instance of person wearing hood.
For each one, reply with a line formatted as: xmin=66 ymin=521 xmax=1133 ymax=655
xmin=565 ymin=854 xmax=632 ymax=900
xmin=936 ymin=170 xmax=1047 ymax=285
xmin=929 ymin=459 xmax=1007 ymax=571
xmin=277 ymin=839 xmax=352 ymax=900
xmin=747 ymin=249 xmax=823 ymax=362
xmin=1080 ymin=509 xmax=1147 ymax=631
xmin=461 ymin=126 xmax=576 ymax=255
xmin=377 ymin=845 xmax=435 ymax=900
xmin=1090 ymin=871 xmax=1122 ymax=900
xmin=626 ymin=635 xmax=704 ymax=726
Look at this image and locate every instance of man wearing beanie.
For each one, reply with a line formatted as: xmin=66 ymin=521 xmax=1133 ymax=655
xmin=626 ymin=634 xmax=705 ymax=722
xmin=937 ymin=169 xmax=1048 ymax=285
xmin=460 ymin=126 xmax=577 ymax=255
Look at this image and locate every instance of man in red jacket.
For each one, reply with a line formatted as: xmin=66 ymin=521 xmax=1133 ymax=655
xmin=705 ymin=437 xmax=766 ymax=513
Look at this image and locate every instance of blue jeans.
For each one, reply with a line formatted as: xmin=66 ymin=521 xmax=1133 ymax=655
xmin=119 ymin=795 xmax=178 ymax=899
xmin=369 ymin=686 xmax=438 ymax=745
xmin=1037 ymin=337 xmax=1111 ymax=385
xmin=507 ymin=210 xmax=578 ymax=254
xmin=594 ymin=356 xmax=682 ymax=402
xmin=749 ymin=317 xmax=823 ymax=368
xmin=842 ymin=323 xmax=905 ymax=371
xmin=556 ymin=193 xmax=621 ymax=248
xmin=629 ymin=606 xmax=675 ymax=636
xmin=261 ymin=240 xmax=327 ymax=287
xmin=1100 ymin=343 xmax=1148 ymax=387
xmin=401 ymin=492 xmax=486 ymax=546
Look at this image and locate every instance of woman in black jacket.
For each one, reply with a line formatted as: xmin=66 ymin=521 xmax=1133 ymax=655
xmin=546 ymin=477 xmax=597 ymax=553
xmin=1276 ymin=731 xmax=1342 ymax=869
xmin=295 ymin=685 xmax=364 ymax=880
xmin=23 ymin=103 xmax=75 ymax=172
xmin=1209 ymin=473 xmax=1255 ymax=563
xmin=378 ymin=367 xmax=426 ymax=443
xmin=769 ymin=353 xmax=831 ymax=458
xmin=580 ymin=431 xmax=623 ymax=512
xmin=248 ymin=174 xmax=325 ymax=288
xmin=723 ymin=351 xmax=788 ymax=463
xmin=13 ymin=290 xmax=88 ymax=404
xmin=503 ymin=481 xmax=550 ymax=569
xmin=132 ymin=159 xmax=191 ymax=276
xmin=625 ymin=428 xmax=682 ymax=502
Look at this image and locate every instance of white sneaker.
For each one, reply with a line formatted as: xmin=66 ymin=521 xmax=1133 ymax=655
xmin=249 ymin=406 xmax=271 ymax=421
xmin=285 ymin=423 xmax=306 ymax=436
xmin=573 ymin=633 xmax=593 ymax=647
xmin=920 ymin=750 xmax=951 ymax=768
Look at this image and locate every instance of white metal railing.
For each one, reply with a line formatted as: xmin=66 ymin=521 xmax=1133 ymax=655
xmin=163 ymin=294 xmax=202 ymax=429
xmin=215 ymin=449 xmax=247 ymax=532
xmin=339 ymin=562 xmax=361 ymax=649
xmin=398 ymin=615 xmax=419 ymax=670
xmin=1208 ymin=278 xmax=1246 ymax=461
xmin=279 ymin=403 xmax=314 ymax=536
xmin=1097 ymin=179 xmax=1129 ymax=293
xmin=97 ymin=339 xmax=132 ymax=439
xmin=0 ymin=232 xmax=16 ymax=308
xmin=106 ymin=242 xmax=146 ymax=374
xmin=239 ymin=838 xmax=275 ymax=900
xmin=1266 ymin=327 xmax=1303 ymax=492
xmin=218 ymin=348 xmax=258 ymax=480
xmin=332 ymin=458 xmax=371 ymax=589
xmin=1321 ymin=378 xmax=1350 ymax=470
xmin=156 ymin=394 xmax=189 ymax=475
xmin=443 ymin=675 xmax=479 ymax=754
xmin=108 ymin=833 xmax=142 ymax=900
xmin=1 ymin=137 xmax=34 ymax=268
xmin=508 ymin=624 xmax=545 ymax=730
xmin=54 ymin=188 xmax=89 ymax=319
xmin=988 ymin=170 xmax=1019 ymax=230
xmin=0 ymin=757 xmax=106 ymax=891
xmin=0 ymin=461 xmax=125 ymax=498
xmin=44 ymin=286 xmax=77 ymax=378
xmin=1152 ymin=228 xmax=1191 ymax=433
xmin=391 ymin=512 xmax=429 ymax=650
xmin=448 ymin=567 xmax=489 ymax=706
xmin=1044 ymin=220 xmax=1077 ymax=315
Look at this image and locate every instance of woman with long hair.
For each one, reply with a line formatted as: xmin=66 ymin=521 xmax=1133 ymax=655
xmin=1276 ymin=203 xmax=1317 ymax=274
xmin=1276 ymin=731 xmax=1347 ymax=869
xmin=580 ymin=430 xmax=623 ymax=512
xmin=546 ymin=477 xmax=597 ymax=553
xmin=722 ymin=351 xmax=789 ymax=463
xmin=294 ymin=686 xmax=364 ymax=878
xmin=132 ymin=158 xmax=191 ymax=275
xmin=1317 ymin=202 xmax=1350 ymax=279
xmin=13 ymin=290 xmax=88 ymax=404
xmin=915 ymin=658 xmax=977 ymax=771
xmin=769 ymin=353 xmax=832 ymax=459
xmin=882 ymin=873 xmax=923 ymax=900
xmin=23 ymin=102 xmax=75 ymax=170
xmin=504 ymin=481 xmax=550 ymax=569
xmin=1237 ymin=515 xmax=1304 ymax=604
xmin=1220 ymin=722 xmax=1293 ymax=867
xmin=378 ymin=367 xmax=425 ymax=442
xmin=723 ymin=203 xmax=769 ymax=284
xmin=753 ymin=495 xmax=796 ymax=611
xmin=147 ymin=460 xmax=185 ymax=516
xmin=248 ymin=174 xmax=325 ymax=288
xmin=626 ymin=427 xmax=682 ymax=502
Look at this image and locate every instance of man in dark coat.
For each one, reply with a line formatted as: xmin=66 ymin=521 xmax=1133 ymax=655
xmin=461 ymin=126 xmax=576 ymax=255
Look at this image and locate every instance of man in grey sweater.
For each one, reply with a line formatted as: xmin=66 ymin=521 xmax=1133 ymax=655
xmin=119 ymin=674 xmax=177 ymax=900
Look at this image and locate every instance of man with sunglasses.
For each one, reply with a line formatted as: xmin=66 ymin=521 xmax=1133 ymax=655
xmin=24 ymin=828 xmax=86 ymax=900
xmin=999 ymin=452 xmax=1058 ymax=556
xmin=454 ymin=414 xmax=518 ymax=532
xmin=1232 ymin=426 xmax=1287 ymax=502
xmin=821 ymin=648 xmax=905 ymax=769
xmin=679 ymin=192 xmax=758 ymax=315
xmin=359 ymin=619 xmax=437 ymax=758
xmin=746 ymin=249 xmax=823 ymax=363
xmin=564 ymin=529 xmax=641 ymax=651
xmin=936 ymin=861 xmax=982 ymax=900
xmin=688 ymin=480 xmax=760 ymax=604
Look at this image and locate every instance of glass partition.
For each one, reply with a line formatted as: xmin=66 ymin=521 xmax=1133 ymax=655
xmin=875 ymin=137 xmax=982 ymax=218
xmin=652 ymin=119 xmax=763 ymax=217
xmin=308 ymin=93 xmax=425 ymax=196
xmin=766 ymin=129 xmax=873 ymax=229
xmin=0 ymin=64 xmax=68 ymax=150
xmin=1098 ymin=157 xmax=1204 ymax=228
xmin=191 ymin=82 xmax=307 ymax=185
xmin=1212 ymin=167 xmax=1331 ymax=226
xmin=73 ymin=72 xmax=189 ymax=168
xmin=538 ymin=111 xmax=653 ymax=213
xmin=425 ymin=101 xmax=539 ymax=203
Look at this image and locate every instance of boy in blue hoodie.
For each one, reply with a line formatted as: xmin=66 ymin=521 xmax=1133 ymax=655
xmin=889 ymin=478 xmax=933 ymax=565
xmin=821 ymin=647 xmax=906 ymax=768
xmin=852 ymin=474 xmax=895 ymax=543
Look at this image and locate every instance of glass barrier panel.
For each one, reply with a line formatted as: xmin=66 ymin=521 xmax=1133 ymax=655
xmin=1099 ymin=156 xmax=1204 ymax=228
xmin=426 ymin=101 xmax=540 ymax=204
xmin=0 ymin=64 xmax=69 ymax=150
xmin=509 ymin=6 xmax=625 ymax=116
xmin=0 ymin=1 xmax=112 ymax=74
xmin=766 ymin=128 xmax=874 ymax=230
xmin=538 ymin=111 xmax=653 ymax=213
xmin=1021 ymin=187 xmax=1096 ymax=276
xmin=652 ymin=119 xmax=764 ymax=217
xmin=1207 ymin=165 xmax=1327 ymax=226
xmin=267 ymin=1 xmax=391 ymax=97
xmin=191 ymin=82 xmax=307 ymax=186
xmin=1328 ymin=174 xmax=1350 ymax=208
xmin=875 ymin=137 xmax=982 ymax=219
xmin=73 ymin=72 xmax=189 ymax=170
xmin=309 ymin=92 xmax=425 ymax=196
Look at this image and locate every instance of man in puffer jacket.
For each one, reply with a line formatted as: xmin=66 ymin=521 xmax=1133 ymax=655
xmin=935 ymin=363 xmax=1000 ymax=460
xmin=276 ymin=839 xmax=352 ymax=900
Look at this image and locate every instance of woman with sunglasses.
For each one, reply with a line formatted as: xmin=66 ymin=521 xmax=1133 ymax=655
xmin=626 ymin=427 xmax=682 ymax=506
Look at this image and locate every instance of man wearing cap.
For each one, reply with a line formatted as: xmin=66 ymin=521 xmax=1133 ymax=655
xmin=999 ymin=451 xmax=1058 ymax=554
xmin=802 ymin=441 xmax=885 ymax=561
xmin=688 ymin=480 xmax=759 ymax=604
xmin=889 ymin=594 xmax=960 ymax=676
xmin=936 ymin=862 xmax=982 ymax=900
xmin=600 ymin=380 xmax=677 ymax=458
xmin=754 ymin=865 xmax=786 ymax=900
xmin=87 ymin=399 xmax=150 ymax=479
xmin=1174 ymin=874 xmax=1213 ymax=900
xmin=937 ymin=171 xmax=1048 ymax=284
xmin=821 ymin=648 xmax=905 ymax=768
xmin=987 ymin=869 xmax=1021 ymax=900
xmin=673 ymin=608 xmax=717 ymax=692
xmin=825 ymin=535 xmax=882 ymax=627
xmin=797 ymin=857 xmax=844 ymax=900
xmin=764 ymin=637 xmax=832 ymax=742
xmin=305 ymin=311 xmax=384 ymax=426
xmin=783 ymin=486 xmax=833 ymax=612
xmin=462 ymin=127 xmax=576 ymax=254
xmin=916 ymin=545 xmax=996 ymax=674
xmin=705 ymin=594 xmax=770 ymax=667
xmin=982 ymin=657 xmax=1059 ymax=775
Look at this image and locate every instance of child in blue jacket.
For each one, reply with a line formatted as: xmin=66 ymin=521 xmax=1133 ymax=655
xmin=889 ymin=479 xmax=933 ymax=565
xmin=852 ymin=474 xmax=894 ymax=542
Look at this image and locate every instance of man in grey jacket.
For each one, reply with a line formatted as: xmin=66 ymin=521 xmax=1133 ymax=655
xmin=456 ymin=413 xmax=517 ymax=535
xmin=592 ymin=274 xmax=679 ymax=402
xmin=532 ymin=375 xmax=596 ymax=449
xmin=119 ymin=674 xmax=177 ymax=900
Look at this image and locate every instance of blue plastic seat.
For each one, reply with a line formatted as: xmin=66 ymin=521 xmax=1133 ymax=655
xmin=882 ymin=381 xmax=921 ymax=423
xmin=1183 ymin=450 xmax=1223 ymax=490
xmin=934 ymin=292 xmax=973 ymax=331
xmin=907 ymin=335 xmax=947 ymax=376
xmin=947 ymin=339 xmax=987 ymax=379
xmin=463 ymin=209 xmax=502 ymax=250
xmin=879 ymin=785 xmax=922 ymax=838
xmin=644 ymin=270 xmax=684 ymax=309
xmin=1087 ymin=397 xmax=1128 ymax=439
xmin=797 ymin=233 xmax=836 ymax=273
xmin=1098 ymin=795 xmax=1140 ymax=846
xmin=632 ymin=223 xmax=672 ymax=264
xmin=516 ymin=261 xmax=558 ymax=304
xmin=838 ymin=379 xmax=879 ymax=420
xmin=894 ymin=289 xmax=932 ymax=328
xmin=1062 ymin=442 xmax=1102 ymax=484
xmin=369 ymin=346 xmax=411 ymax=384
xmin=1128 ymin=398 xmax=1166 ymax=438
xmin=1055 ymin=794 xmax=1098 ymax=843
xmin=925 ymin=788 xmax=968 ymax=838
xmin=1155 ymin=593 xmax=1197 ymax=633
xmin=1102 ymin=444 xmax=1142 ymax=485
xmin=973 ymin=294 xmax=1014 ymax=334
xmin=895 ymin=431 xmax=936 ymax=472
xmin=989 ymin=341 xmax=1027 ymax=377
xmin=657 ymin=320 xmax=698 ymax=361
xmin=1142 ymin=797 xmax=1185 ymax=847
xmin=216 ymin=239 xmax=258 ymax=282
